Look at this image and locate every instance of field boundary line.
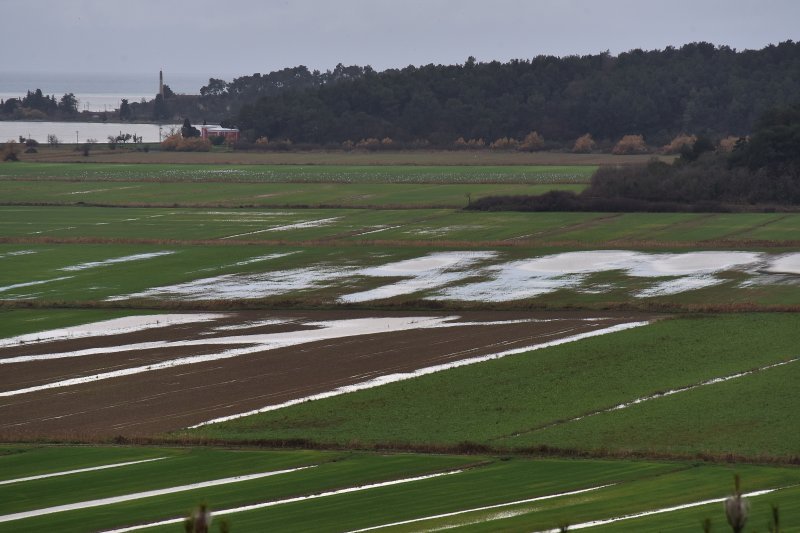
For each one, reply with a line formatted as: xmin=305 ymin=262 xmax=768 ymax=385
xmin=2 ymin=236 xmax=798 ymax=248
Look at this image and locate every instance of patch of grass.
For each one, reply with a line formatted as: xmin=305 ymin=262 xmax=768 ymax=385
xmin=182 ymin=315 xmax=800 ymax=458
xmin=0 ymin=162 xmax=596 ymax=184
xmin=3 ymin=207 xmax=798 ymax=246
xmin=3 ymin=445 xmax=798 ymax=533
xmin=142 ymin=461 xmax=799 ymax=533
xmin=507 ymin=356 xmax=800 ymax=457
xmin=0 ymin=446 xmax=171 ymax=484
xmin=0 ymin=179 xmax=586 ymax=208
xmin=2 ymin=447 xmax=472 ymax=532
xmin=582 ymin=484 xmax=800 ymax=533
xmin=545 ymin=212 xmax=798 ymax=244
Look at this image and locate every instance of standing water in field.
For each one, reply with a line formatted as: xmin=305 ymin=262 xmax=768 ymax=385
xmin=432 ymin=250 xmax=765 ymax=301
xmin=339 ymin=251 xmax=498 ymax=303
xmin=101 ymin=250 xmax=800 ymax=303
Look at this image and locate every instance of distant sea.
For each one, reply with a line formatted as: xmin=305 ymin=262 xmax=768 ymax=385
xmin=0 ymin=72 xmax=211 ymax=112
xmin=0 ymin=72 xmax=212 ymax=143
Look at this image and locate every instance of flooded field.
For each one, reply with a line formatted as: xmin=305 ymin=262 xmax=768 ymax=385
xmin=92 ymin=249 xmax=800 ymax=304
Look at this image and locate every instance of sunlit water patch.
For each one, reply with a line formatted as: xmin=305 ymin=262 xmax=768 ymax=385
xmin=108 ymin=266 xmax=353 ymax=301
xmin=339 ymin=251 xmax=497 ymax=303
xmin=104 ymin=250 xmax=799 ymax=304
xmin=60 ymin=251 xmax=175 ymax=272
xmin=766 ymin=252 xmax=800 ymax=275
xmin=0 ymin=313 xmax=226 ymax=347
xmin=434 ymin=251 xmax=764 ymax=301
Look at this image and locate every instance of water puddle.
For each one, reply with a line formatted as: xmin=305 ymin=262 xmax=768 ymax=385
xmin=60 ymin=251 xmax=175 ymax=272
xmin=339 ymin=251 xmax=497 ymax=303
xmin=219 ymin=217 xmax=339 ymax=239
xmin=0 ymin=276 xmax=74 ymax=294
xmin=109 ymin=265 xmax=351 ymax=301
xmin=0 ymin=313 xmax=225 ymax=348
xmin=0 ymin=457 xmax=166 ymax=486
xmin=434 ymin=251 xmax=764 ymax=301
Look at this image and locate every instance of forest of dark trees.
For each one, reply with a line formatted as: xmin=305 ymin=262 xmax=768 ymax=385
xmin=469 ymin=103 xmax=800 ymax=209
xmin=218 ymin=41 xmax=800 ymax=146
xmin=3 ymin=42 xmax=799 ymax=149
xmin=0 ymin=89 xmax=79 ymax=120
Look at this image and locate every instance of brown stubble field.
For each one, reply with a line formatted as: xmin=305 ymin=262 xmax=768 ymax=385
xmin=18 ymin=146 xmax=674 ymax=166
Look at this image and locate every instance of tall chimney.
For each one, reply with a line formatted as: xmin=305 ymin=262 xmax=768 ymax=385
xmin=159 ymin=70 xmax=164 ymax=98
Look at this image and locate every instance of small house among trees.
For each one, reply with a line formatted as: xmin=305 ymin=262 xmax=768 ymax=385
xmin=199 ymin=125 xmax=240 ymax=142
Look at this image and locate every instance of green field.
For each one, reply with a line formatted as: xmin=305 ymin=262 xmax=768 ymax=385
xmin=0 ymin=162 xmax=595 ymax=183
xmin=181 ymin=314 xmax=800 ymax=459
xmin=0 ymin=179 xmax=586 ymax=208
xmin=2 ymin=446 xmax=797 ymax=533
xmin=3 ymin=207 xmax=799 ymax=245
xmin=2 ymin=156 xmax=799 ymax=531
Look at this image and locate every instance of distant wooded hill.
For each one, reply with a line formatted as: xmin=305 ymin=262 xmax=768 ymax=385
xmin=61 ymin=41 xmax=800 ymax=147
xmin=231 ymin=41 xmax=800 ymax=146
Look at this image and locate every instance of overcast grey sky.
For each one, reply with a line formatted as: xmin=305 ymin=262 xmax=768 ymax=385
xmin=2 ymin=0 xmax=798 ymax=79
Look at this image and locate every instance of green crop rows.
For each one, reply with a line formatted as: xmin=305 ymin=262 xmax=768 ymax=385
xmin=3 ymin=446 xmax=798 ymax=532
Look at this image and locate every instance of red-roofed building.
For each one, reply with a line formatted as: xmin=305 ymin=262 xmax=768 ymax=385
xmin=199 ymin=125 xmax=240 ymax=142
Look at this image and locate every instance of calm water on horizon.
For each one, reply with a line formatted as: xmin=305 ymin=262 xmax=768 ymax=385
xmin=0 ymin=72 xmax=211 ymax=142
xmin=0 ymin=121 xmax=180 ymax=144
xmin=0 ymin=71 xmax=216 ymax=112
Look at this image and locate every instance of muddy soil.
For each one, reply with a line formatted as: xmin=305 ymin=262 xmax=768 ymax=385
xmin=0 ymin=310 xmax=652 ymax=439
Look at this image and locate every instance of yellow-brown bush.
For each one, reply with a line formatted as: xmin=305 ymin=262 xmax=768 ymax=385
xmin=160 ymin=134 xmax=212 ymax=152
xmin=661 ymin=133 xmax=697 ymax=154
xmin=454 ymin=137 xmax=485 ymax=149
xmin=718 ymin=135 xmax=743 ymax=153
xmin=518 ymin=131 xmax=544 ymax=151
xmin=356 ymin=138 xmax=381 ymax=150
xmin=612 ymin=134 xmax=648 ymax=155
xmin=2 ymin=141 xmax=20 ymax=162
xmin=490 ymin=137 xmax=519 ymax=150
xmin=160 ymin=133 xmax=181 ymax=151
xmin=572 ymin=133 xmax=596 ymax=153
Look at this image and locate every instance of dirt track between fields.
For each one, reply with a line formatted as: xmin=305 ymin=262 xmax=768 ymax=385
xmin=0 ymin=310 xmax=653 ymax=440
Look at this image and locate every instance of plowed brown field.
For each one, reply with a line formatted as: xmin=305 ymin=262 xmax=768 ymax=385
xmin=0 ymin=311 xmax=651 ymax=439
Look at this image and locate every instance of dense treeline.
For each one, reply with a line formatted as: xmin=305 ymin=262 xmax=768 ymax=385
xmin=125 ymin=65 xmax=371 ymax=123
xmin=469 ymin=104 xmax=800 ymax=210
xmin=0 ymin=89 xmax=79 ymax=120
xmin=229 ymin=41 xmax=800 ymax=145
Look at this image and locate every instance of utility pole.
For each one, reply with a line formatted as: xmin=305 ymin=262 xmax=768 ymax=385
xmin=76 ymin=131 xmax=79 ymax=144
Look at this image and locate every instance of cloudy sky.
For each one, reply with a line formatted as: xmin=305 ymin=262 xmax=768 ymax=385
xmin=2 ymin=0 xmax=798 ymax=79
